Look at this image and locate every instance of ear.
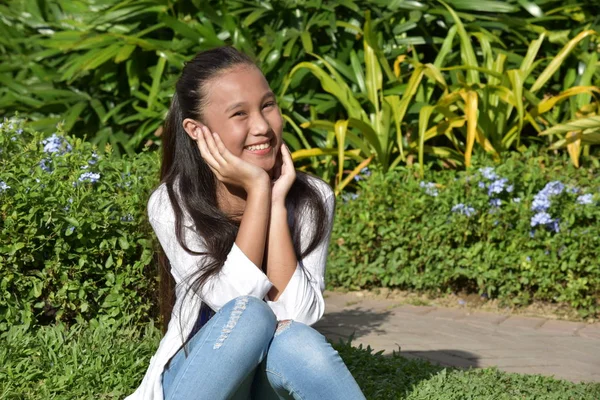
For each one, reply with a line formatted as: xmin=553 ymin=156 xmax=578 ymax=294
xmin=182 ymin=118 xmax=203 ymax=141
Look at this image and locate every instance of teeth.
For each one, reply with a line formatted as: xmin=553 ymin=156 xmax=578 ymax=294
xmin=246 ymin=143 xmax=270 ymax=151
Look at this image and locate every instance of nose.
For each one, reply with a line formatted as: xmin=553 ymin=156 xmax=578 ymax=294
xmin=249 ymin=110 xmax=271 ymax=136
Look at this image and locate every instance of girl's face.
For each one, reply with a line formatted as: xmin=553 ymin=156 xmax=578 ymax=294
xmin=200 ymin=65 xmax=283 ymax=175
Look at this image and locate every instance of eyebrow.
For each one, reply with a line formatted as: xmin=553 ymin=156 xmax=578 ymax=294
xmin=225 ymin=91 xmax=276 ymax=113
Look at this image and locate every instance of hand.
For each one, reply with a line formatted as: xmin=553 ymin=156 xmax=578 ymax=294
xmin=271 ymin=143 xmax=296 ymax=205
xmin=195 ymin=125 xmax=269 ymax=192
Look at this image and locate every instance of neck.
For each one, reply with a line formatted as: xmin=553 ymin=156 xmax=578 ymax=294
xmin=217 ymin=182 xmax=247 ymax=219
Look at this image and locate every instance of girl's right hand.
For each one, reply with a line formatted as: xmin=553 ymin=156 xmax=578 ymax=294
xmin=195 ymin=125 xmax=270 ymax=193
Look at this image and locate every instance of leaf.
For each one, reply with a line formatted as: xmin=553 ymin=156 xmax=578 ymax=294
xmin=334 ymin=120 xmax=349 ymax=184
xmin=463 ymin=91 xmax=478 ymax=167
xmin=147 ymin=55 xmax=167 ymax=111
xmin=441 ymin=0 xmax=480 ymax=85
xmin=300 ymin=31 xmax=313 ymax=53
xmin=530 ymin=30 xmax=597 ymax=93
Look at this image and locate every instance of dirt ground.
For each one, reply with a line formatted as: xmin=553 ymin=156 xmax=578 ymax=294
xmin=328 ymin=287 xmax=598 ymax=324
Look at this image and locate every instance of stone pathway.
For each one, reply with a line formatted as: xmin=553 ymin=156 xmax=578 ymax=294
xmin=314 ymin=291 xmax=600 ymax=383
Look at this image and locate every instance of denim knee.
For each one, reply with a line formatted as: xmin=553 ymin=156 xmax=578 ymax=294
xmin=268 ymin=321 xmax=335 ymax=374
xmin=213 ymin=296 xmax=277 ymax=350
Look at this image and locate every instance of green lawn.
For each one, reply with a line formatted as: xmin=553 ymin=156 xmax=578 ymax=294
xmin=1 ymin=322 xmax=598 ymax=399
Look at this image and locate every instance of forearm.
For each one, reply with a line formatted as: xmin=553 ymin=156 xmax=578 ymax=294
xmin=235 ymin=184 xmax=271 ymax=269
xmin=265 ymin=203 xmax=298 ymax=301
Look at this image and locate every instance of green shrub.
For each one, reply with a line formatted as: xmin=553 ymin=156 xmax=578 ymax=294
xmin=0 ymin=119 xmax=159 ymax=330
xmin=328 ymin=151 xmax=600 ymax=317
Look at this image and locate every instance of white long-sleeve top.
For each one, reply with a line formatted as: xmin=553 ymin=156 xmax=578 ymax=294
xmin=125 ymin=175 xmax=335 ymax=400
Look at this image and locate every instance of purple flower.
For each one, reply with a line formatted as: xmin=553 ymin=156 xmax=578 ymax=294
xmin=78 ymin=172 xmax=100 ymax=183
xmin=506 ymin=184 xmax=514 ymax=193
xmin=576 ymin=194 xmax=593 ymax=205
xmin=478 ymin=181 xmax=486 ymax=189
xmin=420 ymin=181 xmax=438 ymax=197
xmin=121 ymin=214 xmax=134 ymax=222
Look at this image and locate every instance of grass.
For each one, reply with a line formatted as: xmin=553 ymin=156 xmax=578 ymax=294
xmin=1 ymin=322 xmax=599 ymax=399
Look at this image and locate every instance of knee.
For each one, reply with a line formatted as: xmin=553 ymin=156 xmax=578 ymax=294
xmin=220 ymin=296 xmax=277 ymax=338
xmin=268 ymin=321 xmax=336 ymax=373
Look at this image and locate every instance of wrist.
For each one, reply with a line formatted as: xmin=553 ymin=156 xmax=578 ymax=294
xmin=271 ymin=202 xmax=287 ymax=215
xmin=244 ymin=174 xmax=271 ymax=195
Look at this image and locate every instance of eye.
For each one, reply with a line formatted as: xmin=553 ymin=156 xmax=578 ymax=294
xmin=232 ymin=110 xmax=246 ymax=117
xmin=263 ymin=101 xmax=276 ymax=109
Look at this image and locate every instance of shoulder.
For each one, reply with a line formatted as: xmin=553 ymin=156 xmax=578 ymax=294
xmin=301 ymin=173 xmax=334 ymax=202
xmin=147 ymin=183 xmax=176 ymax=224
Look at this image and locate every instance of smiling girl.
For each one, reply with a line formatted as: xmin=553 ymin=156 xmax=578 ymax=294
xmin=126 ymin=47 xmax=365 ymax=400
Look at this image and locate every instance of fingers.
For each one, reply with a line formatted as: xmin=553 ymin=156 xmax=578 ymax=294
xmin=195 ymin=126 xmax=221 ymax=171
xmin=202 ymin=126 xmax=227 ymax=165
xmin=279 ymin=143 xmax=295 ymax=175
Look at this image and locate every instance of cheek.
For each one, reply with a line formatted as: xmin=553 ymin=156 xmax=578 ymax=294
xmin=219 ymin=125 xmax=247 ymax=155
xmin=269 ymin=111 xmax=284 ymax=138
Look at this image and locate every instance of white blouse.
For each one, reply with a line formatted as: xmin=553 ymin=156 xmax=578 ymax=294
xmin=125 ymin=175 xmax=335 ymax=400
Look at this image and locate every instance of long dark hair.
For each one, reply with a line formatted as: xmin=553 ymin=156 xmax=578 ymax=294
xmin=157 ymin=46 xmax=331 ymax=331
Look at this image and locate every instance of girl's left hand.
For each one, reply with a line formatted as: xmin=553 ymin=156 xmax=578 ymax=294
xmin=271 ymin=143 xmax=296 ymax=206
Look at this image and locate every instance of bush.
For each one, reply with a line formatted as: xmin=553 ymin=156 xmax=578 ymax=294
xmin=328 ymin=150 xmax=600 ymax=317
xmin=0 ymin=120 xmax=159 ymax=330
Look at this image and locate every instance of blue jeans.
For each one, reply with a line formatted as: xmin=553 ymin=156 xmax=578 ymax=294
xmin=162 ymin=296 xmax=366 ymax=400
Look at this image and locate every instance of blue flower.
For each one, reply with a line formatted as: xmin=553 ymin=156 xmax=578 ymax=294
xmin=531 ymin=212 xmax=552 ymax=227
xmin=512 ymin=197 xmax=521 ymax=203
xmin=479 ymin=167 xmax=498 ymax=180
xmin=451 ymin=203 xmax=476 ymax=217
xmin=41 ymin=134 xmax=72 ymax=155
xmin=361 ymin=167 xmax=371 ymax=177
xmin=0 ymin=181 xmax=10 ymax=192
xmin=576 ymin=194 xmax=593 ymax=205
xmin=487 ymin=178 xmax=508 ymax=196
xmin=39 ymin=158 xmax=52 ymax=172
xmin=121 ymin=214 xmax=134 ymax=222
xmin=531 ymin=193 xmax=551 ymax=212
xmin=506 ymin=184 xmax=514 ymax=193
xmin=88 ymin=152 xmax=99 ymax=165
xmin=420 ymin=181 xmax=438 ymax=197
xmin=66 ymin=226 xmax=76 ymax=235
xmin=342 ymin=192 xmax=359 ymax=202
xmin=78 ymin=172 xmax=101 ymax=183
xmin=489 ymin=198 xmax=502 ymax=207
xmin=568 ymin=186 xmax=580 ymax=194
xmin=542 ymin=181 xmax=565 ymax=196
xmin=478 ymin=181 xmax=486 ymax=189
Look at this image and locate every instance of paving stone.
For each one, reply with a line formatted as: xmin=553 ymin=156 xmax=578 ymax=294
xmin=578 ymin=324 xmax=600 ymax=339
xmin=497 ymin=316 xmax=546 ymax=330
xmin=462 ymin=311 xmax=509 ymax=327
xmin=537 ymin=319 xmax=586 ymax=335
xmin=424 ymin=308 xmax=468 ymax=320
xmin=391 ymin=305 xmax=437 ymax=316
xmin=321 ymin=296 xmax=600 ymax=383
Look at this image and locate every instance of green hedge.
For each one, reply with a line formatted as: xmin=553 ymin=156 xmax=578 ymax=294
xmin=328 ymin=152 xmax=600 ymax=317
xmin=0 ymin=120 xmax=159 ymax=330
xmin=2 ymin=123 xmax=599 ymax=331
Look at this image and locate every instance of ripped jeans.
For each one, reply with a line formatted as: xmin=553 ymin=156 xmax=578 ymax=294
xmin=162 ymin=296 xmax=366 ymax=400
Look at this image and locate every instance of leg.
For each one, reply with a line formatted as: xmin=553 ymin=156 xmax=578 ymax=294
xmin=162 ymin=296 xmax=277 ymax=400
xmin=252 ymin=320 xmax=366 ymax=400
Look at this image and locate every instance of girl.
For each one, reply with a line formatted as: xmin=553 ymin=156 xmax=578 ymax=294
xmin=126 ymin=46 xmax=365 ymax=400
